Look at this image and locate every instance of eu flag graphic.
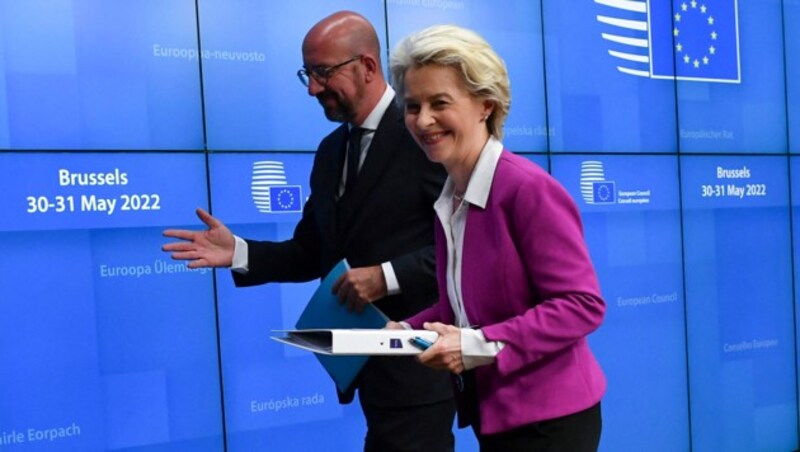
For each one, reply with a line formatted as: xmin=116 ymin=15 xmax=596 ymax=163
xmin=267 ymin=185 xmax=302 ymax=212
xmin=650 ymin=0 xmax=740 ymax=82
xmin=593 ymin=182 xmax=617 ymax=204
xmin=595 ymin=0 xmax=740 ymax=83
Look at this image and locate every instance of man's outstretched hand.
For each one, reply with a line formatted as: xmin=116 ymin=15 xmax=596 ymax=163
xmin=162 ymin=208 xmax=236 ymax=269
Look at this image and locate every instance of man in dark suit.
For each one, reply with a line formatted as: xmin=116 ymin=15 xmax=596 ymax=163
xmin=162 ymin=10 xmax=454 ymax=452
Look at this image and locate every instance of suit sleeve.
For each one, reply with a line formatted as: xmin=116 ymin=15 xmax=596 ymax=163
xmin=404 ymin=305 xmax=441 ymax=328
xmin=388 ymin=158 xmax=447 ymax=302
xmin=481 ymin=174 xmax=606 ymax=376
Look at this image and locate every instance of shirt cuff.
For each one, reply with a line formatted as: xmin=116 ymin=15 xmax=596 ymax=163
xmin=461 ymin=328 xmax=505 ymax=371
xmin=381 ymin=261 xmax=401 ymax=295
xmin=231 ymin=235 xmax=249 ymax=274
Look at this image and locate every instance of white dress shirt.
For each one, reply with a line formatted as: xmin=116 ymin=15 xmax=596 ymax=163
xmin=433 ymin=136 xmax=506 ymax=370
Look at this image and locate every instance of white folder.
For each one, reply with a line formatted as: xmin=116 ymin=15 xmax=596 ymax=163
xmin=271 ymin=329 xmax=439 ymax=355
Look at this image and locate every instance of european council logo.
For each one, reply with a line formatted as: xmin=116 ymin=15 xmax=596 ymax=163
xmin=595 ymin=0 xmax=741 ymax=83
xmin=581 ymin=161 xmax=616 ymax=205
xmin=251 ymin=160 xmax=302 ymax=213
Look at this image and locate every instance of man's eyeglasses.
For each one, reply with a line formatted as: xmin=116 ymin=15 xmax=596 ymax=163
xmin=297 ymin=55 xmax=362 ymax=87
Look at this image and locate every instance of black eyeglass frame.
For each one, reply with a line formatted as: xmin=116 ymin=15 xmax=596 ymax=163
xmin=297 ymin=55 xmax=363 ymax=87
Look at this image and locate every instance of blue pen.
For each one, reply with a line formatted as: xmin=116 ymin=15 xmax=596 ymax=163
xmin=409 ymin=336 xmax=433 ymax=350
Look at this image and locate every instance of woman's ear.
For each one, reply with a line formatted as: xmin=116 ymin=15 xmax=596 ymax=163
xmin=482 ymin=100 xmax=494 ymax=122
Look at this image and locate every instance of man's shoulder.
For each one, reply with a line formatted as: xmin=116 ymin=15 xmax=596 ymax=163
xmin=374 ymin=103 xmax=407 ymax=136
xmin=318 ymin=122 xmax=349 ymax=149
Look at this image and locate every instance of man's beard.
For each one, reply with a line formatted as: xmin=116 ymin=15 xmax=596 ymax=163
xmin=318 ymin=93 xmax=356 ymax=123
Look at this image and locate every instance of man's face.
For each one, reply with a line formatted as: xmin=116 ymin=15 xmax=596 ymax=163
xmin=302 ymin=44 xmax=365 ymax=123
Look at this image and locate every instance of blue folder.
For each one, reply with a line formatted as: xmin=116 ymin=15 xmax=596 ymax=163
xmin=295 ymin=259 xmax=389 ymax=392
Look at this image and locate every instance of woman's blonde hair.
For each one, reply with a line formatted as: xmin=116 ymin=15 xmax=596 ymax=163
xmin=390 ymin=24 xmax=511 ymax=139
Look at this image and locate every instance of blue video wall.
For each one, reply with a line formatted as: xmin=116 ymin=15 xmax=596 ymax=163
xmin=551 ymin=155 xmax=689 ymax=451
xmin=1 ymin=1 xmax=800 ymax=451
xmin=681 ymin=156 xmax=795 ymax=450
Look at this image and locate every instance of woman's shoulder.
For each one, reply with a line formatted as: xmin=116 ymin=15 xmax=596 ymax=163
xmin=492 ymin=150 xmax=577 ymax=210
xmin=494 ymin=150 xmax=554 ymax=189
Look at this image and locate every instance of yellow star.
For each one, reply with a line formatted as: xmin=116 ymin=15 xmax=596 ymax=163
xmin=691 ymin=0 xmax=697 ymax=8
xmin=675 ymin=13 xmax=682 ymax=22
xmin=709 ymin=46 xmax=716 ymax=54
xmin=701 ymin=5 xmax=707 ymax=13
xmin=708 ymin=16 xmax=715 ymax=25
xmin=684 ymin=54 xmax=691 ymax=63
xmin=693 ymin=59 xmax=700 ymax=68
xmin=676 ymin=43 xmax=683 ymax=52
xmin=711 ymin=31 xmax=717 ymax=40
xmin=703 ymin=56 xmax=709 ymax=65
xmin=682 ymin=2 xmax=688 ymax=11
xmin=674 ymin=27 xmax=680 ymax=37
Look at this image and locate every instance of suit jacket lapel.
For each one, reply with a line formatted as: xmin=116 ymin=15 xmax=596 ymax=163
xmin=336 ymin=105 xmax=403 ymax=235
xmin=325 ymin=124 xmax=349 ymax=196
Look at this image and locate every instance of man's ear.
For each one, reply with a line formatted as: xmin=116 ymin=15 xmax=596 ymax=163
xmin=361 ymin=54 xmax=379 ymax=82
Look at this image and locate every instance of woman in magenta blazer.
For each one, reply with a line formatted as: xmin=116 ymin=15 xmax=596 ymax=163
xmin=389 ymin=25 xmax=606 ymax=451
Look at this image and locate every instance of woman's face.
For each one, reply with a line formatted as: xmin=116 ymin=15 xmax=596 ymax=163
xmin=402 ymin=64 xmax=492 ymax=170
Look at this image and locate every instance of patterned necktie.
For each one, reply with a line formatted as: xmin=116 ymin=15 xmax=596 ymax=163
xmin=345 ymin=126 xmax=364 ymax=194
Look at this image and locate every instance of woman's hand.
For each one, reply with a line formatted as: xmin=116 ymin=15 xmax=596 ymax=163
xmin=417 ymin=322 xmax=465 ymax=374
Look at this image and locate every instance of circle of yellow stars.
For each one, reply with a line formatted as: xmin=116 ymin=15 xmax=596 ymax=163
xmin=275 ymin=188 xmax=296 ymax=209
xmin=673 ymin=0 xmax=717 ymax=70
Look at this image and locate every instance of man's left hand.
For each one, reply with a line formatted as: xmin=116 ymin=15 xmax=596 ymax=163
xmin=332 ymin=265 xmax=388 ymax=312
